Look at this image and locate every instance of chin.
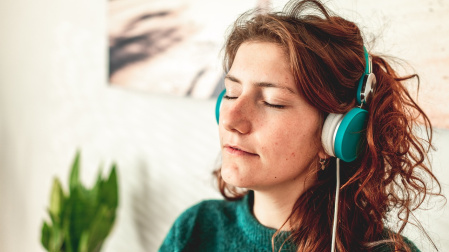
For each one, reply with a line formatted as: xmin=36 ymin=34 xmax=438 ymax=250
xmin=221 ymin=164 xmax=254 ymax=189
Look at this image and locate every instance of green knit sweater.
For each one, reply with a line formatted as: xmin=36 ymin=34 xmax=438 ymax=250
xmin=159 ymin=192 xmax=420 ymax=252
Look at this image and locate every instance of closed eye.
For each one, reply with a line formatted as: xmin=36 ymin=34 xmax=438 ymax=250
xmin=223 ymin=95 xmax=238 ymax=100
xmin=224 ymin=94 xmax=285 ymax=109
xmin=263 ymin=101 xmax=285 ymax=109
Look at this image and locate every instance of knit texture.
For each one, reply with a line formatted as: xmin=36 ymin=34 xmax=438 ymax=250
xmin=159 ymin=192 xmax=420 ymax=252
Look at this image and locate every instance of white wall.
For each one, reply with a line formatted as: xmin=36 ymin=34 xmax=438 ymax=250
xmin=0 ymin=0 xmax=448 ymax=252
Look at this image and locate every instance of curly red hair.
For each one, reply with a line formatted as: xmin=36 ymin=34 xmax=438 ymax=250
xmin=214 ymin=0 xmax=443 ymax=251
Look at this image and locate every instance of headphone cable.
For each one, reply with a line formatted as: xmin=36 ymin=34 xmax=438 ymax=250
xmin=331 ymin=158 xmax=341 ymax=252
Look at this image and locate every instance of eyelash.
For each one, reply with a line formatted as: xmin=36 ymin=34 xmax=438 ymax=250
xmin=223 ymin=95 xmax=285 ymax=109
xmin=263 ymin=102 xmax=285 ymax=109
xmin=223 ymin=95 xmax=237 ymax=100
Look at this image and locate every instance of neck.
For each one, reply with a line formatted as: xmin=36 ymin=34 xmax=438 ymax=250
xmin=252 ymin=180 xmax=312 ymax=231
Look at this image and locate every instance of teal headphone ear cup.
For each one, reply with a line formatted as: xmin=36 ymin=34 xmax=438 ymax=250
xmin=321 ymin=113 xmax=344 ymax=158
xmin=321 ymin=108 xmax=369 ymax=162
xmin=216 ymin=89 xmax=226 ymax=124
xmin=335 ymin=108 xmax=368 ymax=162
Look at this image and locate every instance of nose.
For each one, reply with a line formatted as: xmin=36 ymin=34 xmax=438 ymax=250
xmin=220 ymin=95 xmax=253 ymax=135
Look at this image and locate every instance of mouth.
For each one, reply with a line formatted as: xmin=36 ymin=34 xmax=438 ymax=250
xmin=224 ymin=145 xmax=258 ymax=156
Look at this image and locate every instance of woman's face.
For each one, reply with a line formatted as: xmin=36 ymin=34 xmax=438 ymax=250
xmin=219 ymin=41 xmax=326 ymax=192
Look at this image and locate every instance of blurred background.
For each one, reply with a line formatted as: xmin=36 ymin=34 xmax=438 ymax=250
xmin=0 ymin=0 xmax=448 ymax=251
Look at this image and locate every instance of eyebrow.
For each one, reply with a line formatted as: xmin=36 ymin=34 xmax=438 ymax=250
xmin=225 ymin=74 xmax=296 ymax=94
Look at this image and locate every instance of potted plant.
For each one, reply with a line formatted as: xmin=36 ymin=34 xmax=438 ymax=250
xmin=41 ymin=151 xmax=119 ymax=252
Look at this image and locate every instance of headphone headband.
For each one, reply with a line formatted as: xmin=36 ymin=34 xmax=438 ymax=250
xmin=356 ymin=47 xmax=376 ymax=105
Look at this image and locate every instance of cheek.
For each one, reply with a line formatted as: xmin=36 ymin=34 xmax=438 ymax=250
xmin=266 ymin=125 xmax=321 ymax=161
xmin=218 ymin=124 xmax=225 ymax=144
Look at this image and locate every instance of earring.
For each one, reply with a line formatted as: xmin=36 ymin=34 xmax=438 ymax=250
xmin=319 ymin=158 xmax=329 ymax=170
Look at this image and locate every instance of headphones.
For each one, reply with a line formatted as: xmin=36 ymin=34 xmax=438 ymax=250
xmin=215 ymin=47 xmax=376 ymax=163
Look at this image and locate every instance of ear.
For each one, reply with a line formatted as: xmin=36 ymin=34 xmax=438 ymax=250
xmin=317 ymin=146 xmax=330 ymax=160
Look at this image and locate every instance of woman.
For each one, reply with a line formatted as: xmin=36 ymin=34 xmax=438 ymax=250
xmin=160 ymin=0 xmax=442 ymax=251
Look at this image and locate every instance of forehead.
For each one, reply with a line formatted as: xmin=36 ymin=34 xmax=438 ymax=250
xmin=233 ymin=41 xmax=288 ymax=67
xmin=230 ymin=42 xmax=294 ymax=85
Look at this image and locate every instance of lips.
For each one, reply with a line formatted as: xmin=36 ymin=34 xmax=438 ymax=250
xmin=224 ymin=144 xmax=258 ymax=156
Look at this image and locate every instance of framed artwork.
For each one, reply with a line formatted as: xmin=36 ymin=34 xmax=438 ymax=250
xmin=108 ymin=0 xmax=271 ymax=98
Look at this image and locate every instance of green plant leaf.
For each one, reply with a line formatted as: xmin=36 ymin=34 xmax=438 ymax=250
xmin=63 ymin=217 xmax=73 ymax=252
xmin=78 ymin=230 xmax=89 ymax=252
xmin=49 ymin=224 xmax=64 ymax=252
xmin=49 ymin=178 xmax=64 ymax=224
xmin=68 ymin=186 xmax=97 ymax=252
xmin=86 ymin=205 xmax=113 ymax=252
xmin=99 ymin=164 xmax=119 ymax=209
xmin=41 ymin=221 xmax=51 ymax=250
xmin=90 ymin=169 xmax=103 ymax=203
xmin=69 ymin=150 xmax=81 ymax=193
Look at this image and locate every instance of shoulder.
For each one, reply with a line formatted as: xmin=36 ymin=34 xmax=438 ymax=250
xmin=177 ymin=198 xmax=239 ymax=224
xmin=159 ymin=198 xmax=242 ymax=252
xmin=171 ymin=199 xmax=229 ymax=233
xmin=373 ymin=230 xmax=421 ymax=252
xmin=402 ymin=235 xmax=421 ymax=252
